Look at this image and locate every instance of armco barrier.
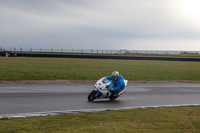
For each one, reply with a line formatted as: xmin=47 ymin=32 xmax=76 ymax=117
xmin=0 ymin=52 xmax=5 ymax=56
xmin=2 ymin=52 xmax=200 ymax=61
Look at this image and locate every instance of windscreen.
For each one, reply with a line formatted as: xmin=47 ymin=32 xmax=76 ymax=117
xmin=102 ymin=79 xmax=110 ymax=84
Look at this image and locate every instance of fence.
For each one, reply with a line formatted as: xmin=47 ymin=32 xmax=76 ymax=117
xmin=1 ymin=47 xmax=127 ymax=54
xmin=1 ymin=47 xmax=200 ymax=57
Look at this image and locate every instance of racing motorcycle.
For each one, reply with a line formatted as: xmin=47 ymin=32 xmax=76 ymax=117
xmin=87 ymin=77 xmax=128 ymax=101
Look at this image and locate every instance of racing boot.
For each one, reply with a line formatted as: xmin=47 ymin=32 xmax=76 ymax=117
xmin=106 ymin=91 xmax=111 ymax=98
xmin=117 ymin=88 xmax=126 ymax=96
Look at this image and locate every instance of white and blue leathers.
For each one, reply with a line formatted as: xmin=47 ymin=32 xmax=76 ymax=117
xmin=105 ymin=75 xmax=125 ymax=91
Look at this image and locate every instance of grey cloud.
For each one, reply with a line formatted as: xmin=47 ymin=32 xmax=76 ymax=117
xmin=1 ymin=0 xmax=200 ymax=50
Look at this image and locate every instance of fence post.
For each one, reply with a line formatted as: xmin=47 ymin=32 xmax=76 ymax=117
xmin=20 ymin=47 xmax=22 ymax=52
xmin=91 ymin=49 xmax=93 ymax=54
xmin=97 ymin=49 xmax=98 ymax=54
xmin=30 ymin=47 xmax=32 ymax=52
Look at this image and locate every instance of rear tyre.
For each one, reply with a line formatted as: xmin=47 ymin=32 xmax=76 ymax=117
xmin=88 ymin=90 xmax=97 ymax=101
xmin=109 ymin=94 xmax=119 ymax=101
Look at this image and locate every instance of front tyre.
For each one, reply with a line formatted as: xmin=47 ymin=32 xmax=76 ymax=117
xmin=88 ymin=90 xmax=97 ymax=101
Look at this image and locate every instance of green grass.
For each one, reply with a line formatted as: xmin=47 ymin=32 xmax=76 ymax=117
xmin=0 ymin=57 xmax=200 ymax=81
xmin=0 ymin=106 xmax=200 ymax=133
xmin=1 ymin=57 xmax=200 ymax=132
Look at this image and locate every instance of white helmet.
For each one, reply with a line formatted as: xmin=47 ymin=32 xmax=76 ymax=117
xmin=112 ymin=71 xmax=119 ymax=80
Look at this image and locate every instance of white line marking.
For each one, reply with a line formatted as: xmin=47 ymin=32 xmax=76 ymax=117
xmin=1 ymin=104 xmax=200 ymax=119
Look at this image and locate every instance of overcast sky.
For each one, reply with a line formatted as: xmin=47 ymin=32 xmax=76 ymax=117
xmin=1 ymin=0 xmax=200 ymax=51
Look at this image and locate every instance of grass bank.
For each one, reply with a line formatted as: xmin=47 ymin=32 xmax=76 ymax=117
xmin=0 ymin=106 xmax=200 ymax=133
xmin=0 ymin=57 xmax=200 ymax=81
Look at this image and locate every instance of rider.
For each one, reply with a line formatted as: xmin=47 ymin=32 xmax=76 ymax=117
xmin=105 ymin=71 xmax=125 ymax=96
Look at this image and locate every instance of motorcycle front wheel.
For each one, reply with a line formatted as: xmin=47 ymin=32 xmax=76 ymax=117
xmin=88 ymin=90 xmax=97 ymax=101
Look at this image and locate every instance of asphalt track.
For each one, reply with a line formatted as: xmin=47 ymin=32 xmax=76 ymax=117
xmin=0 ymin=83 xmax=200 ymax=118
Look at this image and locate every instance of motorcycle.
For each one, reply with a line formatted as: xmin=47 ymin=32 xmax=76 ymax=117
xmin=87 ymin=77 xmax=128 ymax=101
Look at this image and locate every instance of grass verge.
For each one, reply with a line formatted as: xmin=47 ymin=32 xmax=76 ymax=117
xmin=0 ymin=106 xmax=200 ymax=133
xmin=1 ymin=57 xmax=200 ymax=81
xmin=1 ymin=57 xmax=200 ymax=132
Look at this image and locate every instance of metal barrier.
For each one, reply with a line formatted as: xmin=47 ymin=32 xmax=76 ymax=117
xmin=2 ymin=52 xmax=200 ymax=62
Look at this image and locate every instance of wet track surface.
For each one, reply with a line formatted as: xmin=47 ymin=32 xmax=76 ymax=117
xmin=0 ymin=83 xmax=200 ymax=117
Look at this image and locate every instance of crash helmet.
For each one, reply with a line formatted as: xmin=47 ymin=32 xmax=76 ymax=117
xmin=112 ymin=71 xmax=119 ymax=80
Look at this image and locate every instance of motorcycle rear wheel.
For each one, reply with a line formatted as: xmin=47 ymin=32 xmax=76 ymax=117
xmin=109 ymin=94 xmax=119 ymax=101
xmin=88 ymin=90 xmax=97 ymax=101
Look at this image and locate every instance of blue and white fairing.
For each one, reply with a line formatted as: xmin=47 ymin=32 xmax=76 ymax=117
xmin=94 ymin=77 xmax=114 ymax=98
